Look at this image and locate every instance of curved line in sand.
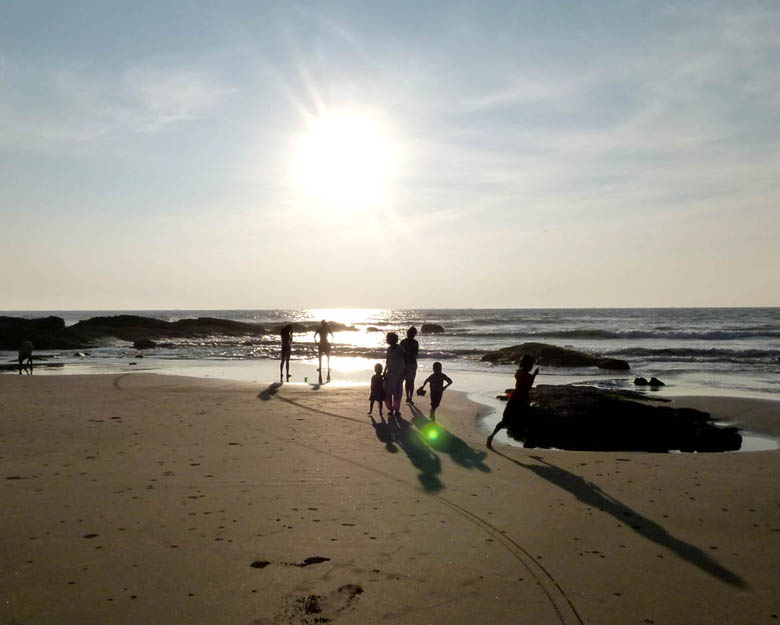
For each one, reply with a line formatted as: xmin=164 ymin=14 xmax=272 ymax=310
xmin=271 ymin=391 xmax=584 ymax=625
xmin=113 ymin=373 xmax=135 ymax=390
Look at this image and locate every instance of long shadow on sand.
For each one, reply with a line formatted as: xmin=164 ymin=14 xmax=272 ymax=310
xmin=369 ymin=414 xmax=398 ymax=454
xmin=378 ymin=413 xmax=442 ymax=492
xmin=258 ymin=382 xmax=282 ymax=400
xmin=493 ymin=450 xmax=747 ymax=588
xmin=410 ymin=405 xmax=491 ymax=473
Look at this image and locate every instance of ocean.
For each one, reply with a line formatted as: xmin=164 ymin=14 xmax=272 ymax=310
xmin=2 ymin=308 xmax=779 ymax=399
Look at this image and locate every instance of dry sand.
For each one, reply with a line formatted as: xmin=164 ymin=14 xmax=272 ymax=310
xmin=1 ymin=373 xmax=779 ymax=625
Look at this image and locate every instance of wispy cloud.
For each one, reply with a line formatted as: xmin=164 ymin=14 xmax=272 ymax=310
xmin=0 ymin=60 xmax=235 ymax=150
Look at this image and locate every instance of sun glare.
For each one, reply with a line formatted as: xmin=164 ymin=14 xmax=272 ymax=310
xmin=290 ymin=109 xmax=399 ymax=210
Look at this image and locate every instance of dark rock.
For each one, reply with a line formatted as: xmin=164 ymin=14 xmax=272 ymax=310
xmin=649 ymin=377 xmax=665 ymax=387
xmin=133 ymin=339 xmax=157 ymax=350
xmin=74 ymin=352 xmax=88 ymax=358
xmin=421 ymin=323 xmax=445 ymax=334
xmin=482 ymin=342 xmax=630 ymax=370
xmin=504 ymin=384 xmax=741 ymax=452
xmin=634 ymin=377 xmax=649 ymax=386
xmin=71 ymin=315 xmax=269 ymax=342
xmin=0 ymin=316 xmax=85 ymax=350
xmin=2 ymin=314 xmax=364 ymax=350
xmin=597 ymin=358 xmax=631 ymax=371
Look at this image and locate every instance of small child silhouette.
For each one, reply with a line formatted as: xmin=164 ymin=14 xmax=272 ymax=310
xmin=417 ymin=361 xmax=452 ymax=421
xmin=368 ymin=363 xmax=385 ymax=418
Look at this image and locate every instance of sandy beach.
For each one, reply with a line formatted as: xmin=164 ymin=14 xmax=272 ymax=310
xmin=2 ymin=373 xmax=779 ymax=625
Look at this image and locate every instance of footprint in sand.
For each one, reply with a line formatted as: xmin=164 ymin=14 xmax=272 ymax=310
xmin=278 ymin=584 xmax=363 ymax=625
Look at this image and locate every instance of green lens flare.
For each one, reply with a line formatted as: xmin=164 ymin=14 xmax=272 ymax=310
xmin=423 ymin=424 xmax=441 ymax=440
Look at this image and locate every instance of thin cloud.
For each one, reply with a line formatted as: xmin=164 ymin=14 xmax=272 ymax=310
xmin=0 ymin=60 xmax=235 ymax=149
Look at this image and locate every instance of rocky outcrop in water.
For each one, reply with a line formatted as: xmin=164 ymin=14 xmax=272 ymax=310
xmin=481 ymin=342 xmax=630 ymax=370
xmin=1 ymin=315 xmax=360 ymax=350
xmin=504 ymin=384 xmax=741 ymax=452
xmin=421 ymin=323 xmax=445 ymax=334
xmin=0 ymin=316 xmax=84 ymax=350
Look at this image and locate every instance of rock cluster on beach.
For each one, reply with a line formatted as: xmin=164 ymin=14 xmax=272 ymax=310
xmin=507 ymin=384 xmax=742 ymax=452
xmin=481 ymin=342 xmax=630 ymax=370
xmin=0 ymin=315 xmax=358 ymax=350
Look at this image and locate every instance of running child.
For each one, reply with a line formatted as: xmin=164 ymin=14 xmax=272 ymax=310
xmin=417 ymin=362 xmax=452 ymax=421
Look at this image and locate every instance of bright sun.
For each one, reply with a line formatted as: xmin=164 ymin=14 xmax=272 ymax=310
xmin=290 ymin=109 xmax=399 ymax=210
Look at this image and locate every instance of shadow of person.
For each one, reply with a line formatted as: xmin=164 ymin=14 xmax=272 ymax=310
xmin=410 ymin=406 xmax=491 ymax=473
xmin=389 ymin=414 xmax=443 ymax=492
xmin=370 ymin=415 xmax=398 ymax=453
xmin=493 ymin=450 xmax=747 ymax=588
xmin=258 ymin=381 xmax=282 ymax=400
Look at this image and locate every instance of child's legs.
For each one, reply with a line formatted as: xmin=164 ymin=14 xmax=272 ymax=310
xmin=489 ymin=420 xmax=507 ymax=437
xmin=430 ymin=390 xmax=443 ymax=413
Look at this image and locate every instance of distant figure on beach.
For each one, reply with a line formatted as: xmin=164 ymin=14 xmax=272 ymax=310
xmin=384 ymin=332 xmax=406 ymax=417
xmin=400 ymin=326 xmax=419 ymax=404
xmin=313 ymin=320 xmax=334 ymax=383
xmin=280 ymin=324 xmax=293 ymax=382
xmin=18 ymin=341 xmax=33 ymax=375
xmin=417 ymin=361 xmax=452 ymax=421
xmin=487 ymin=354 xmax=540 ymax=449
xmin=368 ymin=363 xmax=385 ymax=418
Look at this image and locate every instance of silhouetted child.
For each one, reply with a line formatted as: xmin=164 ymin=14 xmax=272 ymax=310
xmin=487 ymin=354 xmax=540 ymax=449
xmin=417 ymin=361 xmax=452 ymax=421
xmin=369 ymin=363 xmax=385 ymax=417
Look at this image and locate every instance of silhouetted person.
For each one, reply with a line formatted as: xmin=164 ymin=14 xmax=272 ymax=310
xmin=18 ymin=341 xmax=33 ymax=375
xmin=368 ymin=363 xmax=385 ymax=417
xmin=400 ymin=326 xmax=419 ymax=404
xmin=417 ymin=361 xmax=452 ymax=421
xmin=384 ymin=332 xmax=405 ymax=417
xmin=487 ymin=354 xmax=540 ymax=449
xmin=313 ymin=320 xmax=334 ymax=383
xmin=280 ymin=324 xmax=293 ymax=382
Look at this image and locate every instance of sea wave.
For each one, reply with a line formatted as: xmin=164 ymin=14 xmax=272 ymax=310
xmin=610 ymin=347 xmax=780 ymax=365
xmin=518 ymin=329 xmax=780 ymax=340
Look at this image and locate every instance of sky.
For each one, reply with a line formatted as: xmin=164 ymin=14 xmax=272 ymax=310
xmin=1 ymin=0 xmax=779 ymax=310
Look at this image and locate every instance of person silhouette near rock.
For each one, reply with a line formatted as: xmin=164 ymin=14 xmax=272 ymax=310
xmin=487 ymin=354 xmax=539 ymax=449
xmin=400 ymin=326 xmax=419 ymax=404
xmin=18 ymin=341 xmax=33 ymax=375
xmin=280 ymin=324 xmax=293 ymax=382
xmin=313 ymin=320 xmax=334 ymax=383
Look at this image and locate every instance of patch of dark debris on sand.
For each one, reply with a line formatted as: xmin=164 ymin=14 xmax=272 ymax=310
xmin=276 ymin=584 xmax=363 ymax=624
xmin=250 ymin=556 xmax=330 ymax=570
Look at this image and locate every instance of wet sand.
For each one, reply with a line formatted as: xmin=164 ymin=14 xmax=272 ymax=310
xmin=1 ymin=373 xmax=779 ymax=624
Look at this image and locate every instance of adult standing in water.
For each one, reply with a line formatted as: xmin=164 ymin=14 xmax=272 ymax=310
xmin=400 ymin=326 xmax=419 ymax=404
xmin=279 ymin=324 xmax=293 ymax=382
xmin=384 ymin=332 xmax=405 ymax=417
xmin=313 ymin=319 xmax=334 ymax=383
